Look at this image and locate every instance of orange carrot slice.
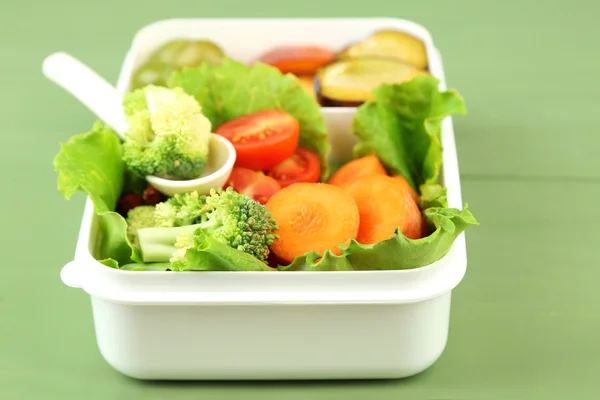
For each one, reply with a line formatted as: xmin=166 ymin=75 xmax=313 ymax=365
xmin=344 ymin=174 xmax=424 ymax=244
xmin=256 ymin=46 xmax=336 ymax=75
xmin=266 ymin=183 xmax=360 ymax=263
xmin=328 ymin=155 xmax=387 ymax=187
xmin=391 ymin=175 xmax=419 ymax=204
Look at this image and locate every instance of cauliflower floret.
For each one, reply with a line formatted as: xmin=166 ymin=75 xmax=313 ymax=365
xmin=121 ymin=85 xmax=212 ymax=179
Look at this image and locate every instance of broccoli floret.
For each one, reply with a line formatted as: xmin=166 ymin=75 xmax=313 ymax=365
xmin=125 ymin=205 xmax=156 ymax=249
xmin=197 ymin=187 xmax=279 ymax=260
xmin=154 ymin=190 xmax=209 ymax=227
xmin=136 ymin=187 xmax=279 ymax=263
xmin=121 ymin=85 xmax=212 ymax=180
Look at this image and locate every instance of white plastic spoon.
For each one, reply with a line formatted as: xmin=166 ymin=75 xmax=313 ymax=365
xmin=42 ymin=52 xmax=236 ymax=197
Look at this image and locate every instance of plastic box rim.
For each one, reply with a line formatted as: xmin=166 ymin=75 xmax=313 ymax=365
xmin=60 ymin=17 xmax=469 ymax=306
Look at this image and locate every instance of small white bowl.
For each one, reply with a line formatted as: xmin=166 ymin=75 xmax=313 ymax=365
xmin=146 ymin=134 xmax=236 ymax=197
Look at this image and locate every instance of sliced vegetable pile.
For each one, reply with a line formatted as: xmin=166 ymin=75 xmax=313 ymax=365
xmin=131 ymin=29 xmax=430 ymax=107
xmin=53 ymin=34 xmax=478 ymax=272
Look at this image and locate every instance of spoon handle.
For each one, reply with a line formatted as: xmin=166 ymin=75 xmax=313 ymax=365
xmin=42 ymin=52 xmax=128 ymax=137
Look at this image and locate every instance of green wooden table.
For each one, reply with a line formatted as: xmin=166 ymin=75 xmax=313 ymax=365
xmin=2 ymin=0 xmax=599 ymax=398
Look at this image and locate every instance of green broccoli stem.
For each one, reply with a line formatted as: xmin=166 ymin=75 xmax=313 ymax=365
xmin=137 ymin=224 xmax=200 ymax=262
xmin=137 ymin=219 xmax=221 ymax=262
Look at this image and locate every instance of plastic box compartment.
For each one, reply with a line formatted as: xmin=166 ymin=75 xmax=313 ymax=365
xmin=59 ymin=18 xmax=468 ymax=380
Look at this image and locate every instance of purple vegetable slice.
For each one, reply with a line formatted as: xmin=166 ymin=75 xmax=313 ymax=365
xmin=315 ymin=57 xmax=428 ymax=106
xmin=337 ymin=30 xmax=429 ymax=70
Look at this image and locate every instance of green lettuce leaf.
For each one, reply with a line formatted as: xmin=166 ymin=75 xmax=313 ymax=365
xmin=120 ymin=262 xmax=173 ymax=271
xmin=280 ymin=250 xmax=353 ymax=272
xmin=99 ymin=259 xmax=121 ymax=269
xmin=169 ymin=58 xmax=331 ymax=180
xmin=352 ymin=75 xmax=466 ymax=190
xmin=173 ymin=233 xmax=273 ymax=272
xmin=118 ymin=234 xmax=275 ymax=272
xmin=419 ymin=183 xmax=448 ymax=209
xmin=53 ymin=121 xmax=140 ymax=267
xmin=278 ymin=205 xmax=478 ymax=271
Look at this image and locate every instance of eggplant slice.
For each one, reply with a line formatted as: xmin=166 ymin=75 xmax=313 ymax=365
xmin=337 ymin=30 xmax=428 ymax=70
xmin=315 ymin=57 xmax=428 ymax=106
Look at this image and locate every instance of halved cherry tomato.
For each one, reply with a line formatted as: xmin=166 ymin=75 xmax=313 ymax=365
xmin=142 ymin=186 xmax=165 ymax=205
xmin=116 ymin=193 xmax=144 ymax=217
xmin=215 ymin=109 xmax=300 ymax=171
xmin=266 ymin=147 xmax=320 ymax=187
xmin=256 ymin=46 xmax=336 ymax=75
xmin=224 ymin=167 xmax=282 ymax=205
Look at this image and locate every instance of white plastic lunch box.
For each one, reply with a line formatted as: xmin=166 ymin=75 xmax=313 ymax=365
xmin=59 ymin=18 xmax=468 ymax=380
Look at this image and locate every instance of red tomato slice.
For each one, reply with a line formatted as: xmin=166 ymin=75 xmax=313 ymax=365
xmin=224 ymin=167 xmax=282 ymax=205
xmin=215 ymin=109 xmax=300 ymax=171
xmin=266 ymin=147 xmax=320 ymax=187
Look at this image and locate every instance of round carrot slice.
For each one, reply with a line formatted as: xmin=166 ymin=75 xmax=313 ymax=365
xmin=266 ymin=183 xmax=360 ymax=263
xmin=391 ymin=175 xmax=419 ymax=204
xmin=328 ymin=154 xmax=387 ymax=187
xmin=256 ymin=46 xmax=336 ymax=75
xmin=344 ymin=174 xmax=424 ymax=244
